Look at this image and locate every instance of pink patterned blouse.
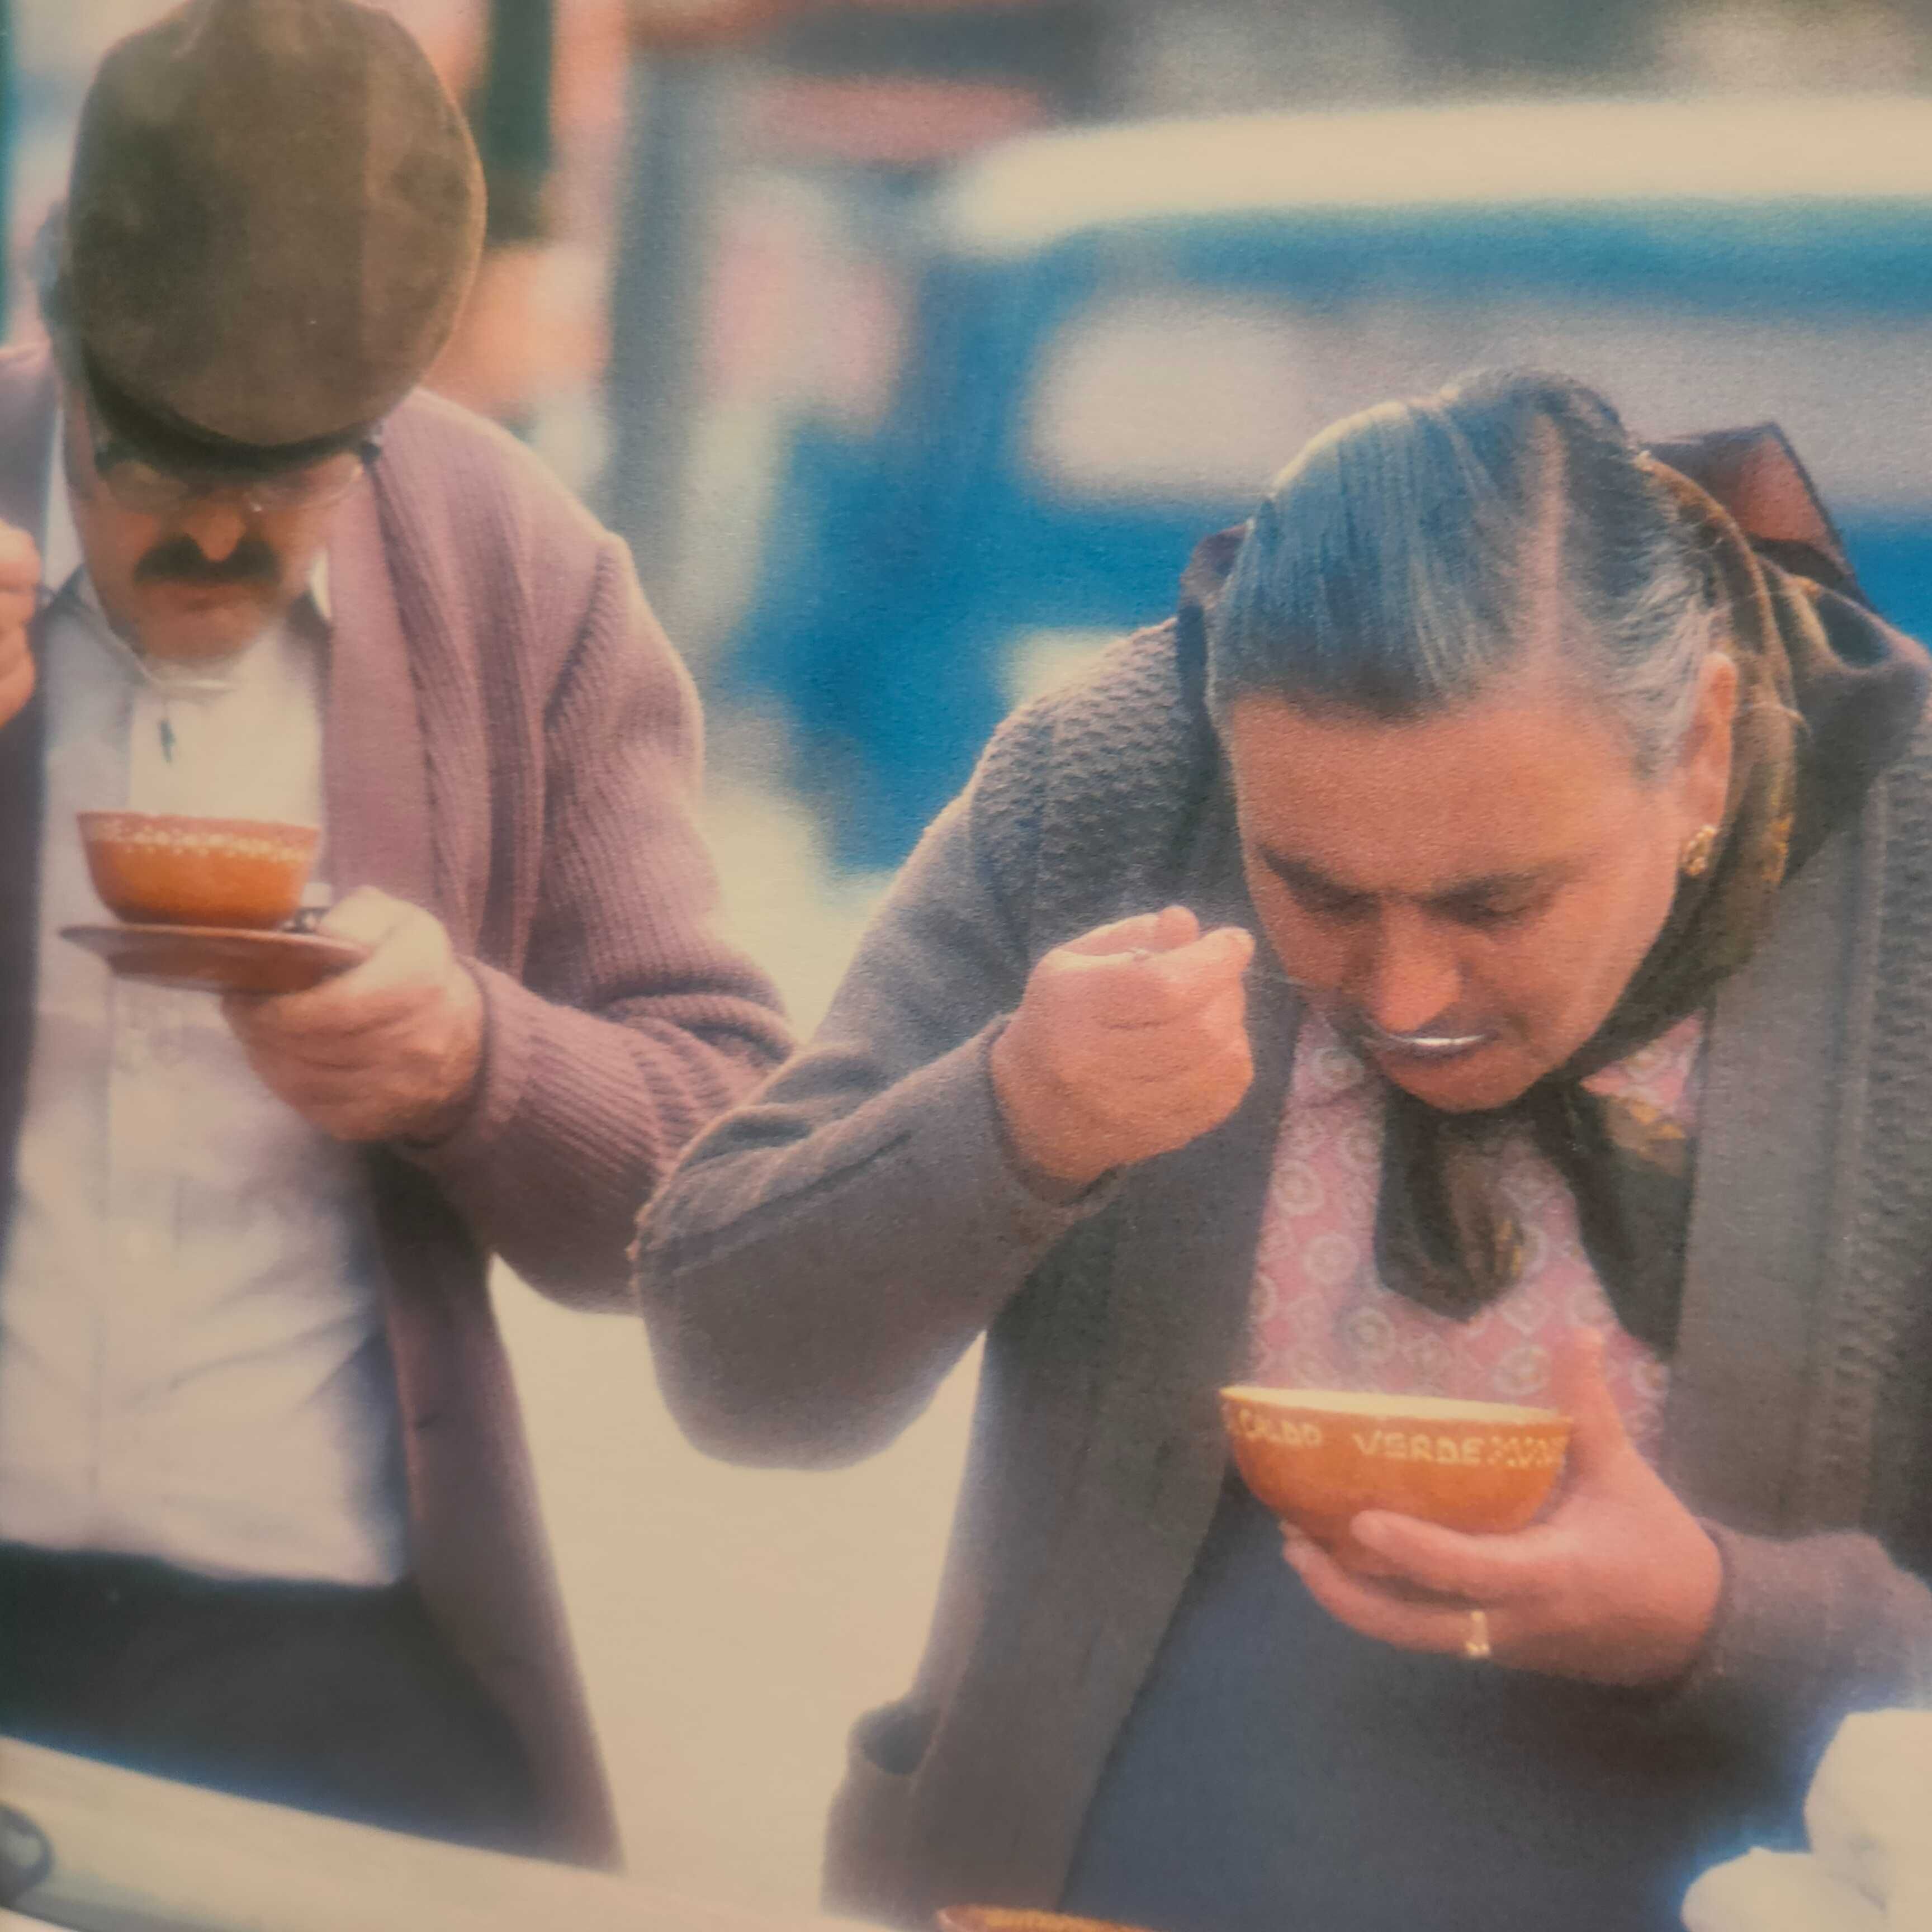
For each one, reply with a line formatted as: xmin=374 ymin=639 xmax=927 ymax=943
xmin=1246 ymin=1008 xmax=1707 ymax=1465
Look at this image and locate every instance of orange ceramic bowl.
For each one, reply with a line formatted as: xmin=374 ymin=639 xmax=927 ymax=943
xmin=1220 ymin=1385 xmax=1571 ymax=1547
xmin=937 ymin=1912 xmax=1158 ymax=1932
xmin=79 ymin=812 xmax=319 ymax=930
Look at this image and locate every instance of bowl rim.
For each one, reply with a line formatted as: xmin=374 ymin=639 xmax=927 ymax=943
xmin=1220 ymin=1384 xmax=1567 ymax=1428
xmin=935 ymin=1909 xmax=1160 ymax=1932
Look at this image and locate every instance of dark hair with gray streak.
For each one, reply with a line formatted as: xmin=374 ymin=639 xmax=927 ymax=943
xmin=1205 ymin=368 xmax=1716 ymax=782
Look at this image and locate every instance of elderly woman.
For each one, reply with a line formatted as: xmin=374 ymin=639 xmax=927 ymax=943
xmin=636 ymin=371 xmax=1932 ymax=1932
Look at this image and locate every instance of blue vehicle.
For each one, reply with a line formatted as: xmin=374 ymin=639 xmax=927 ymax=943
xmin=726 ymin=97 xmax=1932 ymax=870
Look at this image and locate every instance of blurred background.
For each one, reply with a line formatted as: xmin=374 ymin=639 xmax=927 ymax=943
xmin=6 ymin=0 xmax=1932 ymax=1916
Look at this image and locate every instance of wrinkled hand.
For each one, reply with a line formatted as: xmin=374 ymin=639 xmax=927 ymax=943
xmin=222 ymin=887 xmax=485 ymax=1144
xmin=1281 ymin=1331 xmax=1723 ymax=1687
xmin=0 ymin=520 xmax=40 ymax=727
xmin=990 ymin=905 xmax=1256 ymax=1195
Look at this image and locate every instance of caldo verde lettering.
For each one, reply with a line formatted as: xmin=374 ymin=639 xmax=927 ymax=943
xmin=1346 ymin=1428 xmax=1562 ymax=1468
xmin=1233 ymin=1407 xmax=1560 ymax=1470
xmin=1237 ymin=1408 xmax=1323 ymax=1450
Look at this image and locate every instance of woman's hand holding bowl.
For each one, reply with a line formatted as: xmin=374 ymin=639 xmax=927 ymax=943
xmin=991 ymin=905 xmax=1256 ymax=1195
xmin=1282 ymin=1331 xmax=1723 ymax=1688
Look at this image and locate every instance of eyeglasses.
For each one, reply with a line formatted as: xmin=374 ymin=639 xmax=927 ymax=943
xmin=85 ymin=419 xmax=381 ymax=519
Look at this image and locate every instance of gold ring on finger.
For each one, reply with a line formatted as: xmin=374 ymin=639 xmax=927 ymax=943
xmin=1462 ymin=1606 xmax=1493 ymax=1663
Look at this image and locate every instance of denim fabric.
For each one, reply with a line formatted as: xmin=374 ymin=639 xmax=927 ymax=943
xmin=1060 ymin=1483 xmax=1799 ymax=1932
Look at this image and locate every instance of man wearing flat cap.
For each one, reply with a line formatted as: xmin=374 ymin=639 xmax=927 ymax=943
xmin=0 ymin=0 xmax=789 ymax=1864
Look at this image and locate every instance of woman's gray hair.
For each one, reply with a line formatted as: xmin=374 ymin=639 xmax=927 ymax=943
xmin=1205 ymin=368 xmax=1715 ymax=782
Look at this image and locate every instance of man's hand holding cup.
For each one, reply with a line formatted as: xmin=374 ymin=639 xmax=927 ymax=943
xmin=991 ymin=905 xmax=1256 ymax=1196
xmin=0 ymin=521 xmax=41 ymax=728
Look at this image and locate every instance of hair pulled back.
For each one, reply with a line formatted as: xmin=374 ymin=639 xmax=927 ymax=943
xmin=1206 ymin=368 xmax=1713 ymax=779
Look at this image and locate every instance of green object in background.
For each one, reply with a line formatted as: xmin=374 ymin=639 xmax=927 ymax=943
xmin=471 ymin=0 xmax=555 ymax=246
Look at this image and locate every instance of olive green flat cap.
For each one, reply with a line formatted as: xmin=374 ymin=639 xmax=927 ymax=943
xmin=64 ymin=0 xmax=485 ymax=459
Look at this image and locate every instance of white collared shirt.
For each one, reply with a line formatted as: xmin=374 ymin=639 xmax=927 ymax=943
xmin=0 ymin=421 xmax=408 ymax=1585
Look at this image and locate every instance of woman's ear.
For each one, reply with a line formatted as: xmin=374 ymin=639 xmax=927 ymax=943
xmin=1681 ymin=647 xmax=1739 ymax=827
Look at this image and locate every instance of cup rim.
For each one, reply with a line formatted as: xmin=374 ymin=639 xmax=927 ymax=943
xmin=78 ymin=809 xmax=321 ymax=849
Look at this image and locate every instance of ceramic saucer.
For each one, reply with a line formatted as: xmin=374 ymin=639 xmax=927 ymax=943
xmin=60 ymin=922 xmax=368 ymax=995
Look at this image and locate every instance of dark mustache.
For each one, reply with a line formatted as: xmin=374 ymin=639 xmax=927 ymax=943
xmin=134 ymin=536 xmax=280 ymax=588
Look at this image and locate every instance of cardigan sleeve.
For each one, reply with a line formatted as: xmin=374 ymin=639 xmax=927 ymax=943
xmin=633 ymin=703 xmax=1114 ymax=1468
xmin=1663 ymin=1522 xmax=1932 ymax=1761
xmin=404 ymin=536 xmax=791 ymax=1309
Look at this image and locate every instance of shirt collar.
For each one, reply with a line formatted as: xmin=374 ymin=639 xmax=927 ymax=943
xmin=45 ymin=407 xmax=332 ymax=627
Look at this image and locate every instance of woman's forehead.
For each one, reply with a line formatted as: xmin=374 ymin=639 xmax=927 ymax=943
xmin=1222 ymin=674 xmax=1651 ymax=889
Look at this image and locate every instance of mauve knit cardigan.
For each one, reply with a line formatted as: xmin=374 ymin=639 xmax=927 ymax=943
xmin=0 ymin=343 xmax=793 ymax=1859
xmin=0 ymin=341 xmax=794 ymax=1314
xmin=338 ymin=380 xmax=794 ymax=1301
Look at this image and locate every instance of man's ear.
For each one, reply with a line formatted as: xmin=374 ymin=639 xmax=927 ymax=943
xmin=57 ymin=383 xmax=100 ymax=506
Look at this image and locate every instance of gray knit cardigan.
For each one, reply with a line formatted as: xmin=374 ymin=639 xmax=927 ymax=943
xmin=636 ymin=617 xmax=1932 ymax=1928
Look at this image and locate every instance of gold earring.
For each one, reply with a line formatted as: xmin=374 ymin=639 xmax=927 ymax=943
xmin=1680 ymin=825 xmax=1718 ymax=879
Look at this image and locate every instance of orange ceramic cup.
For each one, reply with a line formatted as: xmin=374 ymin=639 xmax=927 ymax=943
xmin=937 ymin=1911 xmax=1159 ymax=1932
xmin=1220 ymin=1385 xmax=1571 ymax=1548
xmin=79 ymin=812 xmax=319 ymax=930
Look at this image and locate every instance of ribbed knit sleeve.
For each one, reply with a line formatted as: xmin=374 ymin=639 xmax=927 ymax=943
xmin=634 ymin=693 xmax=1118 ymax=1465
xmin=406 ymin=533 xmax=790 ymax=1306
xmin=1664 ymin=1522 xmax=1932 ymax=1765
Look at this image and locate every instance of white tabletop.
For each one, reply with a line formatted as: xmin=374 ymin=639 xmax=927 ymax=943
xmin=0 ymin=1736 xmax=887 ymax=1932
